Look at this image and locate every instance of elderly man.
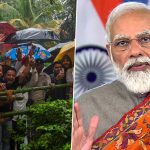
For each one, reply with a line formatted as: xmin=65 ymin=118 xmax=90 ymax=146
xmin=73 ymin=2 xmax=150 ymax=150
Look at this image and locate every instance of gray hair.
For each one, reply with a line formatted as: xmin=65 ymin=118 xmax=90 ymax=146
xmin=106 ymin=2 xmax=150 ymax=42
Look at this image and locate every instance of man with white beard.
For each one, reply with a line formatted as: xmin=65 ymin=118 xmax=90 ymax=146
xmin=73 ymin=2 xmax=150 ymax=150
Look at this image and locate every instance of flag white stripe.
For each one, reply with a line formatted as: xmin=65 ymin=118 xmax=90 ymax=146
xmin=76 ymin=0 xmax=106 ymax=48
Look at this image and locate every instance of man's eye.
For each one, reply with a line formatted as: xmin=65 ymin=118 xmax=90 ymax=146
xmin=114 ymin=40 xmax=129 ymax=47
xmin=140 ymin=36 xmax=150 ymax=43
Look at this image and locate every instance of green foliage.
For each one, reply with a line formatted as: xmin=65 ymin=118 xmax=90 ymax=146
xmin=12 ymin=99 xmax=72 ymax=150
xmin=12 ymin=118 xmax=27 ymax=144
xmin=0 ymin=0 xmax=76 ymax=41
xmin=0 ymin=0 xmax=64 ymax=30
xmin=58 ymin=0 xmax=76 ymax=42
xmin=0 ymin=3 xmax=21 ymax=21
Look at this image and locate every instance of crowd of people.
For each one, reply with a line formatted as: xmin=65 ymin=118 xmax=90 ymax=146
xmin=0 ymin=46 xmax=73 ymax=150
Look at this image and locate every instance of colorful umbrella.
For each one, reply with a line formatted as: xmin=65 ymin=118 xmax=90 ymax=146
xmin=54 ymin=41 xmax=75 ymax=62
xmin=5 ymin=43 xmax=51 ymax=61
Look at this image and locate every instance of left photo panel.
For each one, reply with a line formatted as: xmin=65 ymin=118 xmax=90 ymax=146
xmin=0 ymin=0 xmax=76 ymax=149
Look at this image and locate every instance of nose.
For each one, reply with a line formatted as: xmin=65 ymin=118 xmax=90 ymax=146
xmin=10 ymin=75 xmax=14 ymax=80
xmin=129 ymin=40 xmax=144 ymax=58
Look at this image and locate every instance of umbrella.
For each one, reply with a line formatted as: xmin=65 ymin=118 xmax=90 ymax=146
xmin=5 ymin=43 xmax=51 ymax=61
xmin=46 ymin=42 xmax=69 ymax=63
xmin=5 ymin=28 xmax=59 ymax=44
xmin=0 ymin=22 xmax=16 ymax=35
xmin=0 ymin=43 xmax=16 ymax=54
xmin=0 ymin=23 xmax=16 ymax=53
xmin=48 ymin=42 xmax=70 ymax=53
xmin=54 ymin=41 xmax=75 ymax=62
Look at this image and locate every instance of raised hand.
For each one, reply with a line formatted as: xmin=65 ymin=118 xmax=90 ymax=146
xmin=16 ymin=48 xmax=22 ymax=61
xmin=28 ymin=45 xmax=35 ymax=57
xmin=56 ymin=68 xmax=65 ymax=80
xmin=72 ymin=102 xmax=99 ymax=150
xmin=29 ymin=57 xmax=35 ymax=69
xmin=0 ymin=83 xmax=6 ymax=91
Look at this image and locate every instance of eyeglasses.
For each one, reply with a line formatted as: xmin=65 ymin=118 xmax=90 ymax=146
xmin=109 ymin=34 xmax=150 ymax=52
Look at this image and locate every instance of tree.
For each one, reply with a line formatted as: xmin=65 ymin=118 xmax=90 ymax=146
xmin=0 ymin=0 xmax=76 ymax=42
xmin=0 ymin=0 xmax=63 ymax=30
xmin=57 ymin=0 xmax=76 ymax=42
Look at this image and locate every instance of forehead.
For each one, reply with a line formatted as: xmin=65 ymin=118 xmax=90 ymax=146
xmin=111 ymin=11 xmax=150 ymax=40
xmin=7 ymin=70 xmax=16 ymax=75
xmin=63 ymin=59 xmax=70 ymax=63
xmin=54 ymin=63 xmax=62 ymax=67
xmin=63 ymin=58 xmax=69 ymax=61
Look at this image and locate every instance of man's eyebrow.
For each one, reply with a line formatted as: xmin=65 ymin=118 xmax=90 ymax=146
xmin=136 ymin=30 xmax=150 ymax=37
xmin=113 ymin=34 xmax=130 ymax=41
xmin=112 ymin=30 xmax=150 ymax=42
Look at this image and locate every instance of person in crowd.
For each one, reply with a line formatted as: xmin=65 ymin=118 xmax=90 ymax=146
xmin=61 ymin=55 xmax=72 ymax=71
xmin=13 ymin=55 xmax=38 ymax=114
xmin=0 ymin=67 xmax=17 ymax=150
xmin=13 ymin=56 xmax=38 ymax=150
xmin=0 ymin=61 xmax=34 ymax=150
xmin=73 ymin=2 xmax=150 ymax=150
xmin=28 ymin=59 xmax=51 ymax=104
xmin=49 ymin=61 xmax=68 ymax=100
xmin=15 ymin=44 xmax=35 ymax=73
xmin=61 ymin=55 xmax=73 ymax=82
xmin=2 ymin=57 xmax=12 ymax=76
xmin=2 ymin=67 xmax=18 ymax=90
xmin=61 ymin=55 xmax=73 ymax=98
xmin=14 ymin=48 xmax=23 ymax=73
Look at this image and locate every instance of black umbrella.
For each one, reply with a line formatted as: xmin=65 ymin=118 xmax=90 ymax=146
xmin=4 ymin=28 xmax=59 ymax=43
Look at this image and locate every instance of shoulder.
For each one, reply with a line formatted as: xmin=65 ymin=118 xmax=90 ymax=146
xmin=67 ymin=68 xmax=73 ymax=73
xmin=40 ymin=72 xmax=51 ymax=83
xmin=77 ymin=80 xmax=127 ymax=105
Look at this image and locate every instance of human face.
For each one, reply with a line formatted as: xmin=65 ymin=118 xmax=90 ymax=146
xmin=62 ymin=58 xmax=71 ymax=69
xmin=107 ymin=11 xmax=150 ymax=93
xmin=107 ymin=11 xmax=150 ymax=70
xmin=54 ymin=63 xmax=62 ymax=74
xmin=35 ymin=63 xmax=44 ymax=73
xmin=5 ymin=58 xmax=11 ymax=66
xmin=4 ymin=70 xmax=16 ymax=84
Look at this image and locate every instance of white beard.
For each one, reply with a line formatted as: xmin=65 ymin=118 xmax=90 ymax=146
xmin=112 ymin=56 xmax=150 ymax=94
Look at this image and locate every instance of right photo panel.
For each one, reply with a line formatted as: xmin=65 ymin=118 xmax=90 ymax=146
xmin=73 ymin=0 xmax=150 ymax=149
